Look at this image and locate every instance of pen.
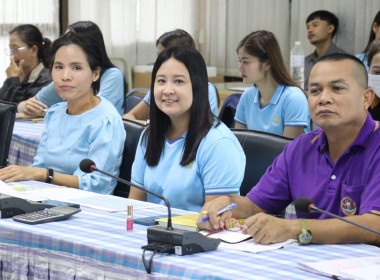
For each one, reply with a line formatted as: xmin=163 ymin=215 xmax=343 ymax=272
xmin=198 ymin=203 xmax=237 ymax=223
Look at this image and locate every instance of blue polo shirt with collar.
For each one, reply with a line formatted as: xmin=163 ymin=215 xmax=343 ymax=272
xmin=234 ymin=85 xmax=310 ymax=135
xmin=247 ymin=113 xmax=380 ymax=219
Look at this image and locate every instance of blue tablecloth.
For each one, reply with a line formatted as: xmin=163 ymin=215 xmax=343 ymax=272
xmin=8 ymin=121 xmax=45 ymax=166
xmin=0 ymin=182 xmax=379 ymax=279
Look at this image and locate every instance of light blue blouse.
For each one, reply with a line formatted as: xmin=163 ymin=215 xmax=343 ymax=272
xmin=31 ymin=97 xmax=126 ymax=194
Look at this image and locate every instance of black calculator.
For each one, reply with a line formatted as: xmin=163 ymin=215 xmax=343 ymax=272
xmin=12 ymin=206 xmax=81 ymax=225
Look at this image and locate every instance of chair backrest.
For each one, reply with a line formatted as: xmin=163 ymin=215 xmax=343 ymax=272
xmin=0 ymin=101 xmax=16 ymax=168
xmin=218 ymin=93 xmax=242 ymax=128
xmin=231 ymin=129 xmax=292 ymax=196
xmin=113 ymin=119 xmax=145 ymax=198
xmin=124 ymin=88 xmax=149 ymax=114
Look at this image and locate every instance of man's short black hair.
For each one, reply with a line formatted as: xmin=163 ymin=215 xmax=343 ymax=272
xmin=306 ymin=10 xmax=339 ymax=38
xmin=316 ymin=53 xmax=368 ymax=89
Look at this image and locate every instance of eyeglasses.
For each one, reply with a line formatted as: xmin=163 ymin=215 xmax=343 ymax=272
xmin=4 ymin=46 xmax=29 ymax=56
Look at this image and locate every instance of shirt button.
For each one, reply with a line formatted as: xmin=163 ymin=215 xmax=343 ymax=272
xmin=331 ymin=175 xmax=336 ymax=180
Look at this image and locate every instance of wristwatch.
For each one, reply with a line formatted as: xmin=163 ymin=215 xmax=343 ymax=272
xmin=298 ymin=219 xmax=312 ymax=245
xmin=45 ymin=168 xmax=54 ymax=183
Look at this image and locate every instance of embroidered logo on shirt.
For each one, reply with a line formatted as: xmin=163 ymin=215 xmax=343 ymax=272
xmin=185 ymin=162 xmax=194 ymax=169
xmin=341 ymin=197 xmax=357 ymax=216
xmin=273 ymin=116 xmax=280 ymax=124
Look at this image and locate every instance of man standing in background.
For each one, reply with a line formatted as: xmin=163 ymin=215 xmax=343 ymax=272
xmin=304 ymin=10 xmax=346 ymax=90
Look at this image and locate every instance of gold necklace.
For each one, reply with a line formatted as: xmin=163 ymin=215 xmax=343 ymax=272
xmin=79 ymin=95 xmax=95 ymax=114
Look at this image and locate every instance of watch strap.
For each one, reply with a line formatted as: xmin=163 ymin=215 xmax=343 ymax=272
xmin=45 ymin=168 xmax=54 ymax=183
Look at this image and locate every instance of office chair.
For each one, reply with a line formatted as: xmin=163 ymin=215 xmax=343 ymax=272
xmin=0 ymin=101 xmax=17 ymax=168
xmin=113 ymin=119 xmax=145 ymax=198
xmin=218 ymin=93 xmax=242 ymax=128
xmin=124 ymin=88 xmax=149 ymax=114
xmin=231 ymin=129 xmax=292 ymax=197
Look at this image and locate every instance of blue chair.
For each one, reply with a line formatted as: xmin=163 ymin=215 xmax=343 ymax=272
xmin=218 ymin=93 xmax=241 ymax=128
xmin=124 ymin=88 xmax=149 ymax=114
xmin=231 ymin=128 xmax=292 ymax=197
xmin=0 ymin=101 xmax=16 ymax=168
xmin=113 ymin=119 xmax=145 ymax=198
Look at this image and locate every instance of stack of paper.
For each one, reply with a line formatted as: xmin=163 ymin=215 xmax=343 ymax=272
xmin=298 ymin=256 xmax=380 ymax=279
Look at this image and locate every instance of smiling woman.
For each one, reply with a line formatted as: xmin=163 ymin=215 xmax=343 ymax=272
xmin=129 ymin=46 xmax=246 ymax=212
xmin=0 ymin=32 xmax=126 ymax=194
xmin=0 ymin=24 xmax=52 ymax=104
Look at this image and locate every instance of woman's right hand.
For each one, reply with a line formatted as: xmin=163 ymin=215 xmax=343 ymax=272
xmin=18 ymin=97 xmax=47 ymax=117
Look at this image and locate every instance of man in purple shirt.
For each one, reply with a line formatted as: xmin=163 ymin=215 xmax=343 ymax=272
xmin=198 ymin=53 xmax=380 ymax=246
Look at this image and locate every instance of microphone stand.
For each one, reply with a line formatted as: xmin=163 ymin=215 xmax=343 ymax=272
xmin=309 ymin=204 xmax=380 ymax=236
xmin=81 ymin=161 xmax=220 ymax=257
xmin=90 ymin=165 xmax=174 ymax=230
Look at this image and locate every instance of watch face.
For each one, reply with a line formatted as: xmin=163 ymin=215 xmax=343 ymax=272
xmin=299 ymin=231 xmax=312 ymax=244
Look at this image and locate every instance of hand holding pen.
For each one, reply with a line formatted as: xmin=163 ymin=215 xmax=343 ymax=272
xmin=198 ymin=203 xmax=237 ymax=224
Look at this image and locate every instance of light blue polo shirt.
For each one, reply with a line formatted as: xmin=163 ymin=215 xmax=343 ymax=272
xmin=131 ymin=122 xmax=246 ymax=212
xmin=234 ymin=85 xmax=310 ymax=135
xmin=143 ymin=82 xmax=219 ymax=116
xmin=355 ymin=53 xmax=369 ymax=71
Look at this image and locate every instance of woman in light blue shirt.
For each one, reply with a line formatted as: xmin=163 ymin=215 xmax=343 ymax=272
xmin=130 ymin=46 xmax=245 ymax=212
xmin=234 ymin=31 xmax=310 ymax=138
xmin=17 ymin=21 xmax=126 ymax=116
xmin=0 ymin=32 xmax=125 ymax=194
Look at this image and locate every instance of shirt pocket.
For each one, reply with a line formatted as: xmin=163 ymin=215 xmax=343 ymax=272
xmin=341 ymin=183 xmax=363 ymax=216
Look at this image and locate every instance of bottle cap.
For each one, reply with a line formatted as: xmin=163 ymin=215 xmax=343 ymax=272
xmin=128 ymin=205 xmax=133 ymax=216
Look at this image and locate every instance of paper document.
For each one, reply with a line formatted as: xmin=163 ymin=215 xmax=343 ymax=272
xmin=218 ymin=238 xmax=296 ymax=254
xmin=199 ymin=229 xmax=250 ymax=243
xmin=0 ymin=180 xmax=48 ymax=201
xmin=297 ymin=256 xmax=380 ymax=279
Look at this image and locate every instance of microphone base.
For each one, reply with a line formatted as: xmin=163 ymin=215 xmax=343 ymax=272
xmin=144 ymin=225 xmax=221 ymax=256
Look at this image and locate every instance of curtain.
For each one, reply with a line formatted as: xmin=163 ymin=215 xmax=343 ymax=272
xmin=67 ymin=0 xmax=380 ymax=81
xmin=0 ymin=0 xmax=59 ymax=84
xmin=68 ymin=0 xmax=200 ymax=84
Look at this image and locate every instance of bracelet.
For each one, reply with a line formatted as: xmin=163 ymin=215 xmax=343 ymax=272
xmin=45 ymin=168 xmax=54 ymax=183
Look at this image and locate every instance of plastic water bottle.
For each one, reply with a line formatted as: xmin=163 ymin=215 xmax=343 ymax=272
xmin=290 ymin=41 xmax=305 ymax=88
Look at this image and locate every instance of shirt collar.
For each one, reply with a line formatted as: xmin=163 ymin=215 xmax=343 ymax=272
xmin=313 ymin=113 xmax=378 ymax=152
xmin=309 ymin=43 xmax=340 ymax=62
xmin=27 ymin=62 xmax=44 ymax=83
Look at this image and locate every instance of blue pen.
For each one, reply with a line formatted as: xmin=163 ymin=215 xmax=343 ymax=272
xmin=198 ymin=203 xmax=237 ymax=223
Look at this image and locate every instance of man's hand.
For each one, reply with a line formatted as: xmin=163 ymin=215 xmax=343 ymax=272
xmin=243 ymin=213 xmax=299 ymax=244
xmin=198 ymin=196 xmax=233 ymax=231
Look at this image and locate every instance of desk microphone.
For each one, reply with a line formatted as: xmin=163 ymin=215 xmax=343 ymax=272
xmin=79 ymin=159 xmax=220 ymax=256
xmin=294 ymin=197 xmax=380 ymax=236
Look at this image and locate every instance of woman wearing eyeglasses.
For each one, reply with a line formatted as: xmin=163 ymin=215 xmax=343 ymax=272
xmin=0 ymin=24 xmax=51 ymax=104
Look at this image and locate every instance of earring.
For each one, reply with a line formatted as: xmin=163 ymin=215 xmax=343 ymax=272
xmin=93 ymin=79 xmax=97 ymax=82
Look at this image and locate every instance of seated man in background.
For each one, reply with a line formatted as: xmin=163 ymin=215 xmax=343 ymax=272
xmin=304 ymin=10 xmax=345 ymax=90
xmin=198 ymin=53 xmax=380 ymax=246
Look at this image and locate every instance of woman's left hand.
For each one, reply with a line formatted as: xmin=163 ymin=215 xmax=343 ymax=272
xmin=0 ymin=165 xmax=46 ymax=183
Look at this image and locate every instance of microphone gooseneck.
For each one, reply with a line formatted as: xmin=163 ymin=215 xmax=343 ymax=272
xmin=79 ymin=158 xmax=174 ymax=230
xmin=294 ymin=197 xmax=380 ymax=236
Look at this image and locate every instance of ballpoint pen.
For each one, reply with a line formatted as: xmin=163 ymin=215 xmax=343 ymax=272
xmin=198 ymin=203 xmax=237 ymax=223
